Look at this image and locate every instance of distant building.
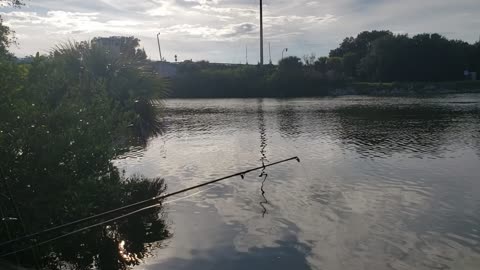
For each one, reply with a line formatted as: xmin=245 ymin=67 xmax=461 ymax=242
xmin=153 ymin=61 xmax=177 ymax=78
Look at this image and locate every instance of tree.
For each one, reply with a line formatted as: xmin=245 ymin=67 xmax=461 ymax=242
xmin=0 ymin=0 xmax=24 ymax=7
xmin=342 ymin=52 xmax=360 ymax=78
xmin=314 ymin=57 xmax=328 ymax=73
xmin=302 ymin=53 xmax=316 ymax=67
xmin=0 ymin=18 xmax=14 ymax=58
xmin=330 ymin=30 xmax=393 ymax=58
xmin=357 ymin=33 xmax=471 ymax=82
xmin=92 ymin=36 xmax=147 ymax=60
xmin=329 ymin=30 xmax=393 ymax=80
xmin=278 ymin=56 xmax=303 ymax=72
xmin=471 ymin=41 xmax=480 ymax=74
xmin=357 ymin=34 xmax=411 ymax=81
xmin=0 ymin=39 xmax=169 ymax=269
xmin=326 ymin=57 xmax=343 ymax=75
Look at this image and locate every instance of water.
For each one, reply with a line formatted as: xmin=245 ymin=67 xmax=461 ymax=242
xmin=114 ymin=94 xmax=480 ymax=270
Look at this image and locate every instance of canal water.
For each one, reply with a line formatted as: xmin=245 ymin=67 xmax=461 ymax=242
xmin=115 ymin=94 xmax=480 ymax=270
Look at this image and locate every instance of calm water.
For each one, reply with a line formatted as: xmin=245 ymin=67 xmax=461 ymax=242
xmin=115 ymin=95 xmax=480 ymax=270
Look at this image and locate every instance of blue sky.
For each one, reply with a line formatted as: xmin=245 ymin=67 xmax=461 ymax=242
xmin=1 ymin=0 xmax=480 ymax=63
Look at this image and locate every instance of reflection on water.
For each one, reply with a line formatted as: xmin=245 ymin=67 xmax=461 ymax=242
xmin=257 ymin=99 xmax=269 ymax=218
xmin=113 ymin=95 xmax=480 ymax=270
xmin=0 ymin=178 xmax=170 ymax=270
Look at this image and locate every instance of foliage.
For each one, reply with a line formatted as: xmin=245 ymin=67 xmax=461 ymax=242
xmin=170 ymin=30 xmax=480 ymax=98
xmin=302 ymin=53 xmax=316 ymax=66
xmin=313 ymin=57 xmax=328 ymax=74
xmin=92 ymin=36 xmax=148 ymax=60
xmin=278 ymin=56 xmax=303 ymax=71
xmin=0 ymin=18 xmax=14 ymax=58
xmin=330 ymin=30 xmax=393 ymax=58
xmin=0 ymin=38 xmax=169 ymax=269
xmin=171 ymin=59 xmax=343 ymax=98
xmin=342 ymin=52 xmax=360 ymax=78
xmin=0 ymin=0 xmax=24 ymax=7
xmin=357 ymin=33 xmax=473 ymax=81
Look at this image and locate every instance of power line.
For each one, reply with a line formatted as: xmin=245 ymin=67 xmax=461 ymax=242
xmin=1 ymin=185 xmax=223 ymax=258
xmin=0 ymin=157 xmax=300 ymax=252
xmin=0 ymin=203 xmax=162 ymax=258
xmin=0 ymin=167 xmax=41 ymax=269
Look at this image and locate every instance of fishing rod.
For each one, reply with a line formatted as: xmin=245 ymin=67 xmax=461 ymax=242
xmin=0 ymin=185 xmax=220 ymax=258
xmin=0 ymin=156 xmax=300 ymax=251
xmin=0 ymin=204 xmax=161 ymax=258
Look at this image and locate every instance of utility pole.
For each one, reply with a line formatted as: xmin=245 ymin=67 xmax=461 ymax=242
xmin=268 ymin=42 xmax=272 ymax=64
xmin=282 ymin=48 xmax=288 ymax=60
xmin=259 ymin=0 xmax=264 ymax=65
xmin=156 ymin=32 xmax=163 ymax=61
xmin=246 ymin=45 xmax=248 ymax=65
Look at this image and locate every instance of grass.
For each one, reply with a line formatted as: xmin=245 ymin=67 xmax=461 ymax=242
xmin=348 ymin=80 xmax=480 ymax=95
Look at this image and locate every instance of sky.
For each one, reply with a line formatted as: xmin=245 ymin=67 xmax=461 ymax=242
xmin=1 ymin=0 xmax=480 ymax=63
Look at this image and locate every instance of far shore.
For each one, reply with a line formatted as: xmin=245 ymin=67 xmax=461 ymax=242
xmin=166 ymin=80 xmax=480 ymax=99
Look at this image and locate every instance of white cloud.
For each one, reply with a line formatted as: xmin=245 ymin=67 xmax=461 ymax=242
xmin=0 ymin=11 xmax=140 ymax=34
xmin=264 ymin=14 xmax=338 ymax=26
xmin=143 ymin=1 xmax=177 ymax=17
xmin=192 ymin=5 xmax=257 ymax=17
xmin=160 ymin=22 xmax=257 ymax=41
xmin=144 ymin=7 xmax=174 ymax=17
xmin=184 ymin=0 xmax=222 ymax=4
xmin=1 ymin=0 xmax=479 ymax=63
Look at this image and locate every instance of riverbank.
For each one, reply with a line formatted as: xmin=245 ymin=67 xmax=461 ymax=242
xmin=168 ymin=78 xmax=480 ymax=98
xmin=332 ymin=81 xmax=480 ymax=96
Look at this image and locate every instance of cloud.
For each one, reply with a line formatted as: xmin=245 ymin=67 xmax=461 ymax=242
xmin=143 ymin=1 xmax=179 ymax=17
xmin=1 ymin=0 xmax=479 ymax=63
xmin=160 ymin=22 xmax=257 ymax=41
xmin=264 ymin=14 xmax=338 ymax=26
xmin=192 ymin=4 xmax=257 ymax=17
xmin=0 ymin=11 xmax=142 ymax=34
xmin=184 ymin=0 xmax=221 ymax=4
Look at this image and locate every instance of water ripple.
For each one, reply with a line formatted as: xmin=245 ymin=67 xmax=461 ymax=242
xmin=116 ymin=95 xmax=480 ymax=270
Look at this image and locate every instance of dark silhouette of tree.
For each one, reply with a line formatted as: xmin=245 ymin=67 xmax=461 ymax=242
xmin=0 ymin=18 xmax=14 ymax=58
xmin=342 ymin=52 xmax=360 ymax=78
xmin=0 ymin=37 xmax=169 ymax=269
xmin=314 ymin=57 xmax=328 ymax=74
xmin=278 ymin=56 xmax=303 ymax=71
xmin=302 ymin=53 xmax=316 ymax=67
xmin=92 ymin=36 xmax=147 ymax=60
xmin=357 ymin=33 xmax=472 ymax=82
xmin=0 ymin=0 xmax=24 ymax=7
xmin=169 ymin=29 xmax=480 ymax=98
xmin=330 ymin=30 xmax=393 ymax=58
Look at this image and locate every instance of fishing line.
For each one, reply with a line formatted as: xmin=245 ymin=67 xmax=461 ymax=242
xmin=0 ymin=203 xmax=162 ymax=258
xmin=257 ymin=100 xmax=269 ymax=217
xmin=0 ymin=200 xmax=22 ymax=268
xmin=0 ymin=166 xmax=41 ymax=269
xmin=259 ymin=171 xmax=268 ymax=217
xmin=0 ymin=157 xmax=300 ymax=253
xmin=1 ymin=185 xmax=220 ymax=258
xmin=163 ymin=185 xmax=218 ymax=205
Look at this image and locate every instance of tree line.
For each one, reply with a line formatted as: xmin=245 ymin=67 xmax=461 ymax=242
xmin=170 ymin=30 xmax=480 ymax=98
xmin=1 ymin=14 xmax=170 ymax=269
xmin=329 ymin=30 xmax=480 ymax=82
